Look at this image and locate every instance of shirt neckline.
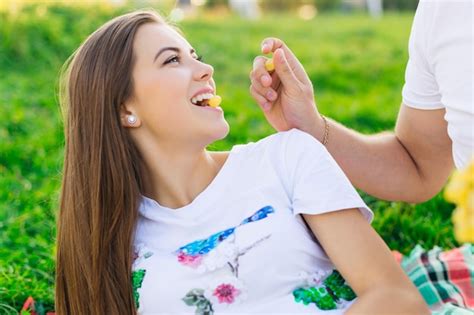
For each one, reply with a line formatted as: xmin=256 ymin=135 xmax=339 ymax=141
xmin=139 ymin=145 xmax=240 ymax=220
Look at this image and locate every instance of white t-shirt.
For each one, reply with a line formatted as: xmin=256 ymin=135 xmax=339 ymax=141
xmin=402 ymin=0 xmax=474 ymax=169
xmin=132 ymin=129 xmax=372 ymax=314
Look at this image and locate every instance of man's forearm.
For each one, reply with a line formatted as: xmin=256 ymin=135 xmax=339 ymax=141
xmin=309 ymin=117 xmax=438 ymax=203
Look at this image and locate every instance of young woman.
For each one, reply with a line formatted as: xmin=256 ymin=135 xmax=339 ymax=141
xmin=55 ymin=9 xmax=428 ymax=315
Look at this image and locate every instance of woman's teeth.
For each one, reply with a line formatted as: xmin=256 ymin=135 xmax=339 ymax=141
xmin=191 ymin=93 xmax=214 ymax=106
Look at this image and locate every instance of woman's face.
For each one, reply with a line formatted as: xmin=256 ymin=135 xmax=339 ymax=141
xmin=125 ymin=22 xmax=229 ymax=147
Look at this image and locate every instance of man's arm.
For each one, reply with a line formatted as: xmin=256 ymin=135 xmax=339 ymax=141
xmin=249 ymin=38 xmax=454 ymax=203
xmin=307 ymin=104 xmax=454 ymax=203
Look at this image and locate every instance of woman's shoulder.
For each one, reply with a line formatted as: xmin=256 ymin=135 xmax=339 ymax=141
xmin=209 ymin=129 xmax=326 ymax=173
xmin=261 ymin=129 xmax=327 ymax=160
xmin=211 ymin=129 xmax=327 ymax=170
xmin=262 ymin=129 xmax=324 ymax=150
xmin=229 ymin=129 xmax=322 ymax=154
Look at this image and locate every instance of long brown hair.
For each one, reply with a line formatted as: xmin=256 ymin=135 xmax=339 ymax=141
xmin=56 ymin=10 xmax=164 ymax=314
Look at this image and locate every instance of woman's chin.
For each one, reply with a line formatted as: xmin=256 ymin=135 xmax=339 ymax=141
xmin=210 ymin=120 xmax=230 ymax=142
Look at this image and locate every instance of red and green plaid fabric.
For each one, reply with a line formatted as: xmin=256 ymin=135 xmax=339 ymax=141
xmin=400 ymin=244 xmax=474 ymax=314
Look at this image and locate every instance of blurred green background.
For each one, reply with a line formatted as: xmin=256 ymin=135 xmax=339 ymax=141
xmin=0 ymin=0 xmax=457 ymax=313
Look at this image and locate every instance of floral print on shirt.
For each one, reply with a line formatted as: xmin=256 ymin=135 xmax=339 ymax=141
xmin=133 ymin=204 xmax=356 ymax=314
xmin=183 ymin=276 xmax=247 ymax=314
xmin=293 ymin=270 xmax=356 ymax=310
xmin=178 ymin=206 xmax=274 ymax=314
xmin=132 ymin=243 xmax=154 ymax=309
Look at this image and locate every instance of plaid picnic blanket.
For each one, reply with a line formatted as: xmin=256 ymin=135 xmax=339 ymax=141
xmin=400 ymin=244 xmax=474 ymax=315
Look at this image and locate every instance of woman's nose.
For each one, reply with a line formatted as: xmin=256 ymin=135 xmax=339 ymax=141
xmin=195 ymin=61 xmax=214 ymax=81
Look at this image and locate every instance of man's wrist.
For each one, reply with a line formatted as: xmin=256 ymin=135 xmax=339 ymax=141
xmin=307 ymin=113 xmax=328 ymax=145
xmin=320 ymin=115 xmax=329 ymax=146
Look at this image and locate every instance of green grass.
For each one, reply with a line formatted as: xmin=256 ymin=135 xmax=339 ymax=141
xmin=0 ymin=4 xmax=457 ymax=313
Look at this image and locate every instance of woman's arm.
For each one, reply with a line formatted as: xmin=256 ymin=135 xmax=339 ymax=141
xmin=302 ymin=209 xmax=429 ymax=314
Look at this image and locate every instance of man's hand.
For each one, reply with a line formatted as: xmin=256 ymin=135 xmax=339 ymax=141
xmin=249 ymin=38 xmax=324 ymax=137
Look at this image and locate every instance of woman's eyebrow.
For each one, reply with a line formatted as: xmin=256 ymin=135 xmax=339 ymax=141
xmin=153 ymin=47 xmax=180 ymax=62
xmin=153 ymin=47 xmax=196 ymax=63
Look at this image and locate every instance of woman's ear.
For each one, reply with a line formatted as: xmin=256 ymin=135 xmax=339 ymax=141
xmin=120 ymin=104 xmax=141 ymax=128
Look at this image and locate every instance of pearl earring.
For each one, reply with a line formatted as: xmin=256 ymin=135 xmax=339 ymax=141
xmin=127 ymin=115 xmax=137 ymax=125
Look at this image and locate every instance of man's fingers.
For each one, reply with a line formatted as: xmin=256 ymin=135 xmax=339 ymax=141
xmin=250 ymin=85 xmax=272 ymax=111
xmin=269 ymin=71 xmax=282 ymax=93
xmin=273 ymin=48 xmax=300 ymax=94
xmin=261 ymin=37 xmax=311 ymax=85
xmin=261 ymin=37 xmax=285 ymax=54
xmin=251 ymin=56 xmax=273 ymax=87
xmin=250 ymin=77 xmax=278 ymax=102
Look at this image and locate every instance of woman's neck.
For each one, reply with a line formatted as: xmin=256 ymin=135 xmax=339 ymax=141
xmin=140 ymin=146 xmax=228 ymax=209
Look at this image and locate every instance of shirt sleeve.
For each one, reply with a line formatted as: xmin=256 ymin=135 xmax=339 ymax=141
xmin=402 ymin=1 xmax=444 ymax=110
xmin=283 ymin=129 xmax=373 ymax=222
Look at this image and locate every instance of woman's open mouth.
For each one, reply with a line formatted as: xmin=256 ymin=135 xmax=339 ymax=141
xmin=191 ymin=93 xmax=214 ymax=107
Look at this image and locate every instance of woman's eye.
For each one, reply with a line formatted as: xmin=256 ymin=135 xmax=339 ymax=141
xmin=164 ymin=55 xmax=180 ymax=65
xmin=163 ymin=54 xmax=203 ymax=65
xmin=196 ymin=55 xmax=204 ymax=62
